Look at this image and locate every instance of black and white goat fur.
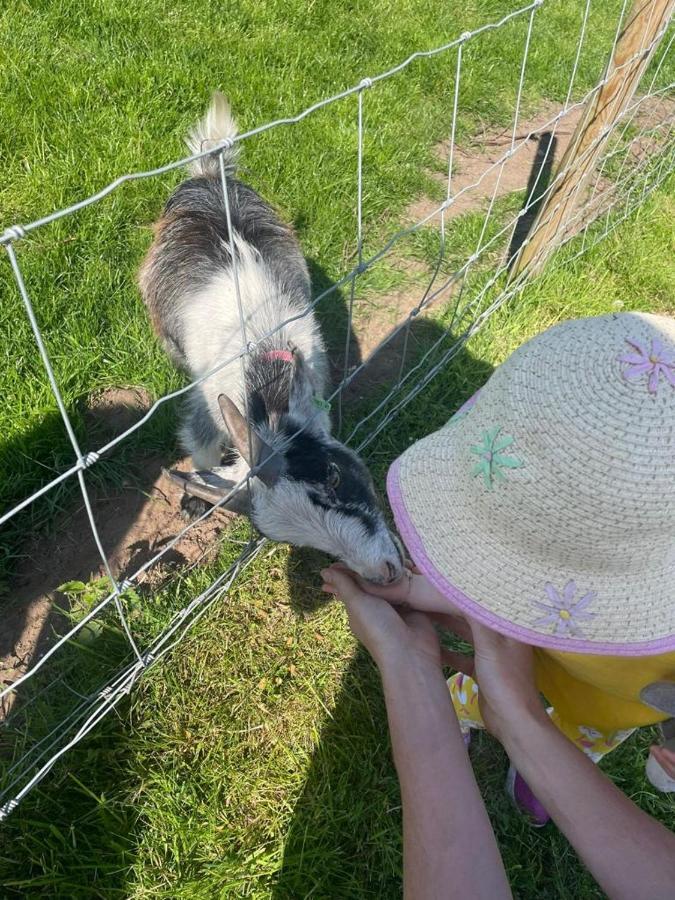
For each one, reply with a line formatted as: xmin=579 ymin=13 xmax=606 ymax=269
xmin=139 ymin=92 xmax=403 ymax=584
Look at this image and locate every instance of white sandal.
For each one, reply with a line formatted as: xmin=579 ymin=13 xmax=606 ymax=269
xmin=640 ymin=682 xmax=675 ymax=793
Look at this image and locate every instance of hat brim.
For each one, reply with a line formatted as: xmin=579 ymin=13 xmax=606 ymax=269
xmin=387 ymin=455 xmax=675 ymax=656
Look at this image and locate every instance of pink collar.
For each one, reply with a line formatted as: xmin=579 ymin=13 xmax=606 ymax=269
xmin=263 ymin=349 xmax=294 ymax=364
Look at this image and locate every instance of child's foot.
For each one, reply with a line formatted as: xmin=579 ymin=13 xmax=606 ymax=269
xmin=646 ymin=719 xmax=675 ymax=793
xmin=505 ymin=765 xmax=550 ymax=827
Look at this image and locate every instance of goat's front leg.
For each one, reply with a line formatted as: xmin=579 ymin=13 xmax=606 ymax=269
xmin=179 ymin=454 xmax=252 ymax=522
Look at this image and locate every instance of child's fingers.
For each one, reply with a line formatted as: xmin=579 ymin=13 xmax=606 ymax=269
xmin=321 ymin=566 xmax=367 ymax=604
xmin=354 ymin=573 xmax=411 ymax=604
xmin=329 ymin=562 xmax=352 ymax=574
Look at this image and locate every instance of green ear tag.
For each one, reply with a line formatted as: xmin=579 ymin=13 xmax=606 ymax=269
xmin=313 ymin=396 xmax=332 ymax=413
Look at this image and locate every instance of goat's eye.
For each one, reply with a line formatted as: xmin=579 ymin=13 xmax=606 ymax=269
xmin=327 ymin=462 xmax=341 ymax=491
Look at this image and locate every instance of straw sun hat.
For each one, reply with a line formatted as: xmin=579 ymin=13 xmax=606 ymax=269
xmin=387 ymin=312 xmax=675 ymax=655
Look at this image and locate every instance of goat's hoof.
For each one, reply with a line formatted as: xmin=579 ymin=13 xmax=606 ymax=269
xmin=180 ymin=493 xmax=212 ymax=523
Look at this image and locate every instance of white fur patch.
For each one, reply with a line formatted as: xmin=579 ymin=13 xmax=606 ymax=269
xmin=252 ymin=478 xmax=402 ymax=583
xmin=187 ymin=91 xmax=240 ymax=176
xmin=181 ymin=235 xmax=327 ymax=439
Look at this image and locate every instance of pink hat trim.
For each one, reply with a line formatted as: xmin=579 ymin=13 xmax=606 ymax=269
xmin=387 ymin=457 xmax=675 ymax=656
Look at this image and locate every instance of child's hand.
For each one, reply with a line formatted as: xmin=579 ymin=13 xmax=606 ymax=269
xmin=338 ymin=562 xmax=461 ymax=616
xmin=321 ymin=565 xmax=445 ymax=675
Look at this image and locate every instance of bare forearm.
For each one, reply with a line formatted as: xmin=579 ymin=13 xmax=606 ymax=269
xmin=381 ymin=662 xmax=511 ymax=900
xmin=501 ymin=712 xmax=675 ymax=900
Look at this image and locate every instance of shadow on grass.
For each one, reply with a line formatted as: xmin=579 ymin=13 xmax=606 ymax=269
xmin=0 ymin=402 xmax=179 ymax=717
xmin=0 ymin=403 xmax=178 ymax=898
xmin=274 ymin=334 xmax=494 ymax=896
xmin=1 ymin=264 xmax=497 ymax=899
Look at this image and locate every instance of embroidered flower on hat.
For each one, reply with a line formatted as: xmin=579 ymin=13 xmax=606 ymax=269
xmin=619 ymin=338 xmax=675 ymax=396
xmin=470 ymin=426 xmax=523 ymax=490
xmin=532 ymin=580 xmax=597 ymax=638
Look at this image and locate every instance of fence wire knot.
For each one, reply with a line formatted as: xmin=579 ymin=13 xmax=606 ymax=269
xmin=0 ymin=799 xmax=19 ymax=819
xmin=2 ymin=225 xmax=26 ymax=242
xmin=359 ymin=77 xmax=373 ymax=90
xmin=82 ymin=451 xmax=100 ymax=468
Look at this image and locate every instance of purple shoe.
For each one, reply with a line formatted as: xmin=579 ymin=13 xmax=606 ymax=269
xmin=505 ymin=765 xmax=550 ymax=827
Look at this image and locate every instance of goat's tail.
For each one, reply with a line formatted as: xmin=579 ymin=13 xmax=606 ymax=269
xmin=186 ymin=91 xmax=240 ymax=177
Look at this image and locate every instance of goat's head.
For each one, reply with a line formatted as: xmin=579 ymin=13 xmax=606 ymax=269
xmin=179 ymin=354 xmax=404 ymax=585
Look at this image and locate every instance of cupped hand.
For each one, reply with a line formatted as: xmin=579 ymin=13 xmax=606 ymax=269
xmin=321 ymin=565 xmax=443 ymax=674
xmin=324 ymin=563 xmax=545 ymax=742
xmin=353 ymin=563 xmax=461 ymax=615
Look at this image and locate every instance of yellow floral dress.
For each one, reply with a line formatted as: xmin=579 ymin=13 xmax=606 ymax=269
xmin=448 ymin=649 xmax=675 ymax=761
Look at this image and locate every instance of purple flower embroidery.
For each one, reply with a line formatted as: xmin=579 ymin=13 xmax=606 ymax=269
xmin=619 ymin=338 xmax=675 ymax=396
xmin=532 ymin=580 xmax=596 ymax=638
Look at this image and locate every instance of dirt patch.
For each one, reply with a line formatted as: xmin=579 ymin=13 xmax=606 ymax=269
xmin=408 ymin=101 xmax=585 ymax=225
xmin=340 ymin=108 xmax=580 ymax=397
xmin=345 ymin=95 xmax=673 ymax=394
xmin=1 ymin=453 xmax=234 ymax=718
xmin=343 ymin=277 xmax=462 ymax=401
xmin=407 ymin=95 xmax=672 ymax=227
xmin=84 ymin=386 xmax=154 ymax=436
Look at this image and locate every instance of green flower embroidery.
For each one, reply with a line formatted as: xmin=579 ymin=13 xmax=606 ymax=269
xmin=470 ymin=426 xmax=523 ymax=490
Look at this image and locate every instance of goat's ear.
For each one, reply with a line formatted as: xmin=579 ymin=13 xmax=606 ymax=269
xmin=218 ymin=394 xmax=259 ymax=467
xmin=218 ymin=394 xmax=282 ymax=487
xmin=289 ymin=349 xmax=319 ymax=420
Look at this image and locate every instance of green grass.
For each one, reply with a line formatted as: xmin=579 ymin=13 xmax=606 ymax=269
xmin=3 ymin=191 xmax=674 ymax=899
xmin=1 ymin=0 xmax=674 ymax=897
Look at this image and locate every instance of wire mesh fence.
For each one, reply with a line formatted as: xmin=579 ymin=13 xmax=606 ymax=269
xmin=1 ymin=0 xmax=673 ymax=819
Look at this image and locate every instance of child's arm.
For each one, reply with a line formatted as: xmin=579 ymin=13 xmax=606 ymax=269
xmin=322 ymin=567 xmax=512 ymax=900
xmin=465 ymin=621 xmax=675 ymax=900
xmin=502 ymin=710 xmax=675 ymax=900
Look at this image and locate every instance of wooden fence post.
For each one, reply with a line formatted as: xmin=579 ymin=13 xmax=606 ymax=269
xmin=509 ymin=0 xmax=674 ymax=279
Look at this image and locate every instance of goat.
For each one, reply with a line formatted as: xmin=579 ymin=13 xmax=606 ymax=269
xmin=138 ymin=93 xmax=404 ymax=584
